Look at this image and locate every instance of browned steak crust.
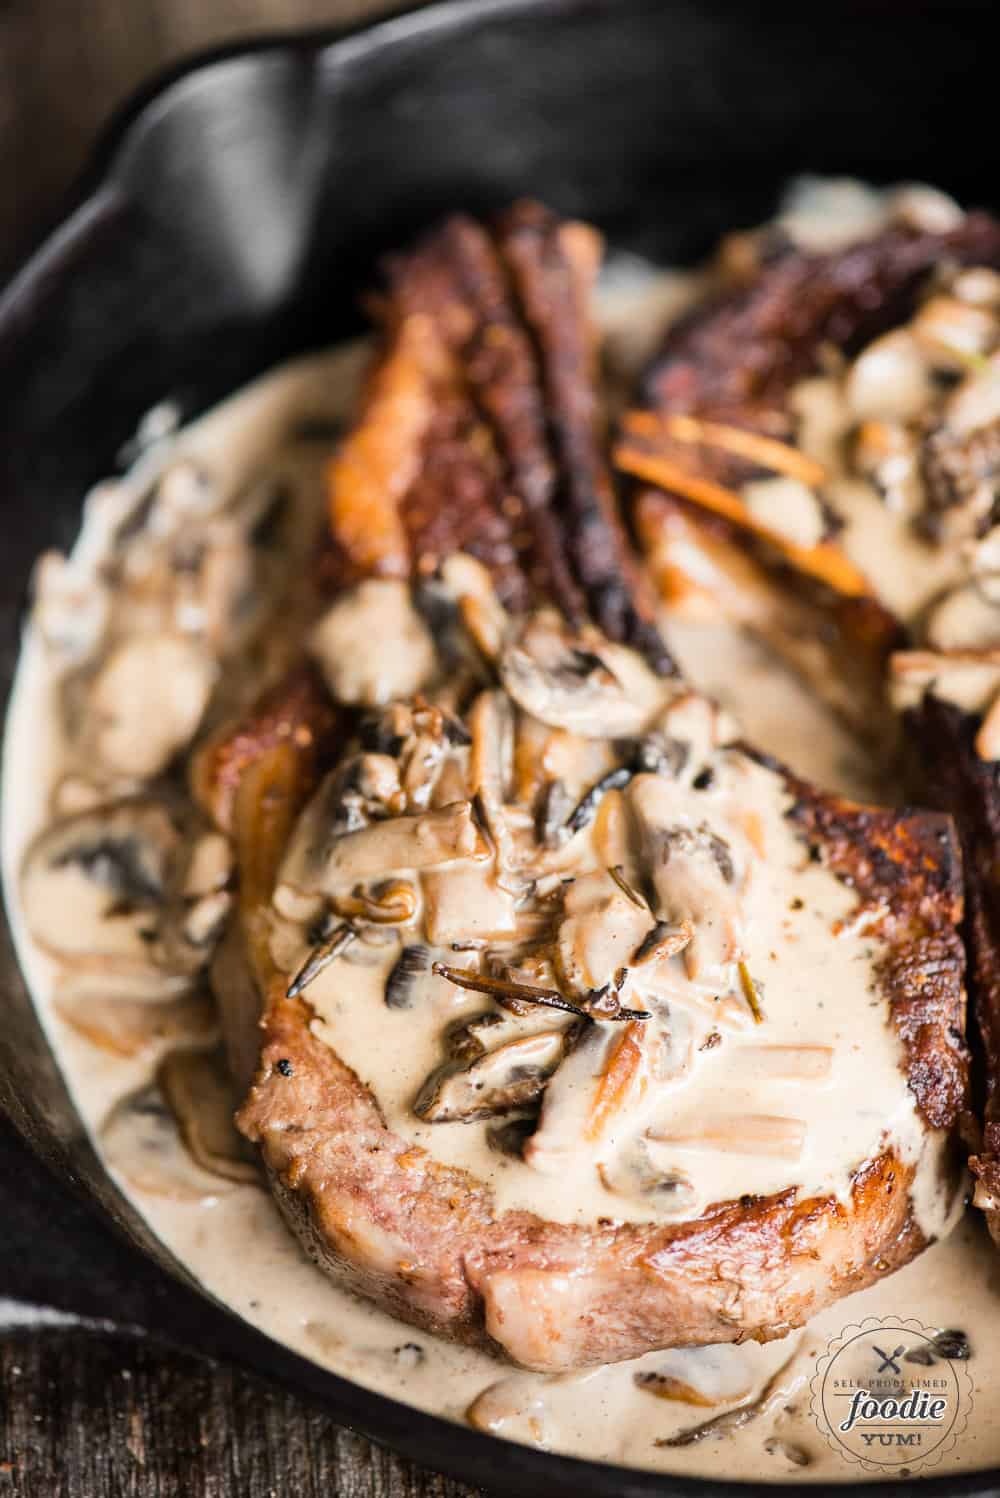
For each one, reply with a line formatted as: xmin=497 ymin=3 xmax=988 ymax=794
xmin=643 ymin=214 xmax=1000 ymax=441
xmin=191 ymin=664 xmax=340 ymax=837
xmin=901 ymin=694 xmax=1000 ymax=1240
xmin=235 ymin=767 xmax=965 ymax=1370
xmin=626 ymin=213 xmax=1000 ymax=737
xmin=780 ymin=771 xmax=968 ymax=1130
xmin=210 ymin=204 xmax=971 ymax=1371
xmin=328 ymin=201 xmax=672 ymax=673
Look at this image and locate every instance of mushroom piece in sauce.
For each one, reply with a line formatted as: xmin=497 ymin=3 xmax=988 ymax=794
xmin=500 ymin=611 xmax=670 ymax=738
xmin=20 ymin=799 xmax=233 ymax=994
xmin=156 ymin=1046 xmax=260 ymax=1185
xmin=99 ymin=1053 xmax=257 ymax=1200
xmin=53 ymin=989 xmax=218 ymax=1059
xmin=414 ymin=1028 xmax=572 ymax=1123
xmin=20 ymin=800 xmax=184 ymax=987
xmin=85 ymin=633 xmax=218 ymax=779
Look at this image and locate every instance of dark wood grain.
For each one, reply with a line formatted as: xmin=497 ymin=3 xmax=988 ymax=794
xmin=0 ymin=1120 xmax=481 ymax=1498
xmin=0 ymin=5 xmax=484 ymax=1494
xmin=0 ymin=1333 xmax=481 ymax=1498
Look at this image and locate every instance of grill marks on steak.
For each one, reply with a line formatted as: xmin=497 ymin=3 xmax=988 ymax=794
xmin=497 ymin=204 xmax=670 ymax=669
xmin=329 ymin=201 xmax=672 ymax=672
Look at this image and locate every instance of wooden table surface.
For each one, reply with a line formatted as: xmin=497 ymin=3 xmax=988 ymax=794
xmin=0 ymin=3 xmax=483 ymax=1495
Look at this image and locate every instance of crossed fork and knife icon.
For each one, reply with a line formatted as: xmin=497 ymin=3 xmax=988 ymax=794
xmin=872 ymin=1344 xmax=905 ymax=1375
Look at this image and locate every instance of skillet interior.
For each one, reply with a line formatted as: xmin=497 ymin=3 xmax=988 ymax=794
xmin=2 ymin=1 xmax=1000 ymax=1492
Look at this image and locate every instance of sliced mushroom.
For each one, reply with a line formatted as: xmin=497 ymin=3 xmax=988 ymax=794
xmin=100 ymin=1080 xmax=236 ymax=1201
xmin=446 ymin=1004 xmax=578 ymax=1061
xmin=414 ymin=1029 xmax=569 ymax=1123
xmin=555 ymin=871 xmax=654 ymax=997
xmin=911 ymin=294 xmax=998 ymax=372
xmin=500 ymin=612 xmax=669 ymax=738
xmin=336 ymin=879 xmax=418 ymax=926
xmin=655 ymin=690 xmax=737 ymax=765
xmin=889 ymin=648 xmax=1000 ymax=715
xmin=54 ymin=989 xmax=218 ymax=1059
xmin=889 ymin=183 xmax=964 ymax=234
xmin=740 ymin=476 xmax=827 ymax=551
xmin=925 ymin=581 xmax=1000 ymax=652
xmin=463 ymin=687 xmax=526 ymax=899
xmin=598 ymin=1136 xmax=697 ymax=1218
xmin=942 ymin=356 xmax=1000 ymax=437
xmin=87 ymin=633 xmax=218 ymax=779
xmin=148 ymin=876 xmax=236 ymax=985
xmin=486 ymin=1117 xmax=537 ymax=1158
xmin=850 ymin=419 xmax=918 ymax=506
xmin=953 ymin=267 xmax=1000 ymax=308
xmin=157 ymin=1047 xmax=260 ymax=1184
xmin=466 ymin=1375 xmax=551 ymax=1444
xmin=422 ymin=863 xmax=517 ymax=945
xmin=844 ymin=328 xmax=936 ymax=423
xmin=275 ymin=797 xmax=489 ymax=919
xmin=533 ymin=778 xmax=574 ymax=848
xmin=629 ymin=773 xmax=753 ymax=982
xmin=777 ymin=176 xmax=890 ymax=251
xmin=32 ymin=549 xmax=112 ymax=664
xmin=763 ymin=1439 xmax=813 ymax=1470
xmin=439 ymin=552 xmax=511 ymax=663
xmin=20 ymin=800 xmax=185 ymax=985
xmin=635 ymin=1344 xmax=755 ymax=1409
xmin=384 ymin=944 xmax=431 ymax=1009
xmin=181 ymin=832 xmax=233 ymax=899
xmin=51 ymin=774 xmax=109 ymax=817
xmin=309 ymin=579 xmax=436 ymax=706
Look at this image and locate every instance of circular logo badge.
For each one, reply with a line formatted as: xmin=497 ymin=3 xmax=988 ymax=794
xmin=809 ymin=1317 xmax=973 ymax=1472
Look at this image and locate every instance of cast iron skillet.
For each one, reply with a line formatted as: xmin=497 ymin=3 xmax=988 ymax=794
xmin=1 ymin=1 xmax=998 ymax=1492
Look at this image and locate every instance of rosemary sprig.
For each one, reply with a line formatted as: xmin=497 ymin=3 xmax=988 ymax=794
xmin=565 ymin=767 xmax=634 ymax=834
xmin=287 ymin=923 xmax=357 ymax=998
xmin=432 ymin=964 xmax=648 ymax=1022
xmin=607 ymin=864 xmax=647 ymax=909
xmin=737 ymin=959 xmax=764 ymax=1024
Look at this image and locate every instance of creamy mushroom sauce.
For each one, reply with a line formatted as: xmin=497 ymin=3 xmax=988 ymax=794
xmin=267 ymin=627 xmax=941 ymax=1232
xmin=5 ymin=196 xmax=1000 ymax=1484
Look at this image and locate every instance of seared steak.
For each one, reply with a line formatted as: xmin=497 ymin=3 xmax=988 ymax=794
xmin=198 ymin=204 xmax=970 ymax=1372
xmin=620 ymin=190 xmax=1000 ymax=1252
xmin=618 ymin=203 xmax=1000 ymax=741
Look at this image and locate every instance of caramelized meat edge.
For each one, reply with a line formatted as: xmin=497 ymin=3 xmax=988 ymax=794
xmin=200 ymin=204 xmax=970 ymax=1368
xmin=328 ymin=200 xmax=673 ymax=673
xmin=623 ymin=214 xmax=1000 ymax=735
xmin=902 ymin=695 xmax=1000 ymax=1241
